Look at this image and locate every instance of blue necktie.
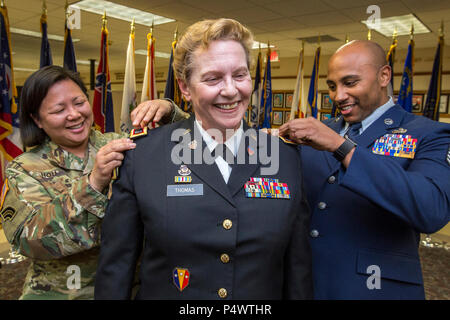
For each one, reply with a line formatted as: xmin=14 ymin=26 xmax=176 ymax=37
xmin=345 ymin=122 xmax=362 ymax=140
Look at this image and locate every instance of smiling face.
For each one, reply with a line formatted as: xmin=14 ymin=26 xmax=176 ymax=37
xmin=178 ymin=40 xmax=252 ymax=140
xmin=32 ymin=79 xmax=93 ymax=157
xmin=326 ymin=41 xmax=391 ymax=124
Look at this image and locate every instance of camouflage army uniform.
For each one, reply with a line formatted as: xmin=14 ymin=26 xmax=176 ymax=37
xmin=0 ymin=105 xmax=189 ymax=300
xmin=0 ymin=129 xmax=122 ymax=300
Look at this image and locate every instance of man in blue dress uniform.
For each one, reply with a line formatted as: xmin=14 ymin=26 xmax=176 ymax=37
xmin=279 ymin=40 xmax=450 ymax=299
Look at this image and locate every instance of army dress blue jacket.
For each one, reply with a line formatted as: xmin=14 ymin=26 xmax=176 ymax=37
xmin=95 ymin=116 xmax=313 ymax=300
xmin=303 ymin=105 xmax=450 ymax=299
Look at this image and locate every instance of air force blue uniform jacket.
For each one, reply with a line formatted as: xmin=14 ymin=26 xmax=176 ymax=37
xmin=95 ymin=117 xmax=313 ymax=300
xmin=302 ymin=105 xmax=450 ymax=299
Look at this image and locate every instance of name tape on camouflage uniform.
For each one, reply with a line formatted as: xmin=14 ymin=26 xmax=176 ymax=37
xmin=244 ymin=177 xmax=290 ymax=199
xmin=372 ymin=134 xmax=417 ymax=159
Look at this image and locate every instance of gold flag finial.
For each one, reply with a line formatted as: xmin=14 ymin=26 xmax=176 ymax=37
xmin=410 ymin=24 xmax=414 ymax=40
xmin=102 ymin=11 xmax=107 ymax=28
xmin=130 ymin=18 xmax=135 ymax=35
xmin=1 ymin=0 xmax=6 ymax=8
xmin=439 ymin=20 xmax=444 ymax=38
xmin=42 ymin=0 xmax=47 ymax=15
xmin=392 ymin=27 xmax=398 ymax=40
xmin=173 ymin=25 xmax=178 ymax=41
xmin=345 ymin=34 xmax=349 ymax=43
xmin=318 ymin=33 xmax=321 ymax=47
xmin=150 ymin=19 xmax=154 ymax=35
xmin=367 ymin=29 xmax=372 ymax=40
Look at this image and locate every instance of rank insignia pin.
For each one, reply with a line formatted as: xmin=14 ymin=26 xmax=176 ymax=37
xmin=173 ymin=268 xmax=190 ymax=292
xmin=178 ymin=165 xmax=191 ymax=176
xmin=129 ymin=127 xmax=148 ymax=139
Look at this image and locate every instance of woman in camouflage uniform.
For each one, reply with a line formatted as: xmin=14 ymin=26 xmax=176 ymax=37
xmin=0 ymin=66 xmax=187 ymax=299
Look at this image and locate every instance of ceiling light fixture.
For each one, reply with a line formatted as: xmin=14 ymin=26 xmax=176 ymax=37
xmin=74 ymin=0 xmax=175 ymax=26
xmin=10 ymin=27 xmax=80 ymax=42
xmin=361 ymin=13 xmax=430 ymax=37
xmin=252 ymin=41 xmax=274 ymax=49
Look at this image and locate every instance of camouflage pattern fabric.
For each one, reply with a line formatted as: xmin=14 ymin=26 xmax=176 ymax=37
xmin=0 ymin=129 xmax=123 ymax=300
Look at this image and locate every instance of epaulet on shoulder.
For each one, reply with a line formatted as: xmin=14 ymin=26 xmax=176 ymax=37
xmin=129 ymin=127 xmax=148 ymax=139
xmin=279 ymin=136 xmax=298 ymax=146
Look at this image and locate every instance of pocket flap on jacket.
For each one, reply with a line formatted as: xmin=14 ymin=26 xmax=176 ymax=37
xmin=357 ymin=249 xmax=423 ymax=285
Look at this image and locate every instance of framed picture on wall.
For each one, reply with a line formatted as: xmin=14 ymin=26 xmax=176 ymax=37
xmin=273 ymin=93 xmax=284 ymax=108
xmin=285 ymin=111 xmax=291 ymax=122
xmin=439 ymin=95 xmax=448 ymax=113
xmin=285 ymin=93 xmax=293 ymax=109
xmin=412 ymin=94 xmax=424 ymax=113
xmin=321 ymin=93 xmax=332 ymax=109
xmin=272 ymin=111 xmax=283 ymax=125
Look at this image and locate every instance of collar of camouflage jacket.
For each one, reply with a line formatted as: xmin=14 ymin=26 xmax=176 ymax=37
xmin=44 ymin=129 xmax=99 ymax=173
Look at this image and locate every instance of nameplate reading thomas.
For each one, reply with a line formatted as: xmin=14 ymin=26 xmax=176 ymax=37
xmin=167 ymin=184 xmax=204 ymax=197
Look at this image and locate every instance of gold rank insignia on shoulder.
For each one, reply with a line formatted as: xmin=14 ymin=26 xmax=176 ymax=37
xmin=279 ymin=136 xmax=297 ymax=145
xmin=112 ymin=167 xmax=119 ymax=181
xmin=129 ymin=127 xmax=148 ymax=139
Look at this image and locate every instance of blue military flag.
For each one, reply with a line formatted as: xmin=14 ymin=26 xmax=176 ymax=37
xmin=164 ymin=38 xmax=186 ymax=111
xmin=260 ymin=47 xmax=272 ymax=129
xmin=63 ymin=19 xmax=77 ymax=72
xmin=307 ymin=46 xmax=320 ymax=118
xmin=330 ymin=102 xmax=339 ymax=118
xmin=39 ymin=9 xmax=52 ymax=68
xmin=422 ymin=34 xmax=443 ymax=121
xmin=249 ymin=49 xmax=262 ymax=128
xmin=397 ymin=39 xmax=414 ymax=112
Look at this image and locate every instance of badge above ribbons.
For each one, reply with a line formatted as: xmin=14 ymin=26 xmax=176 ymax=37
xmin=173 ymin=267 xmax=190 ymax=292
xmin=372 ymin=134 xmax=417 ymax=159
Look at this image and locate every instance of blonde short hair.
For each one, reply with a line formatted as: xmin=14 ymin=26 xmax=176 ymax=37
xmin=173 ymin=18 xmax=254 ymax=83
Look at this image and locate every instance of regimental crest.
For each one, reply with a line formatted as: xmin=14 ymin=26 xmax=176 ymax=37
xmin=173 ymin=268 xmax=190 ymax=292
xmin=178 ymin=165 xmax=191 ymax=176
